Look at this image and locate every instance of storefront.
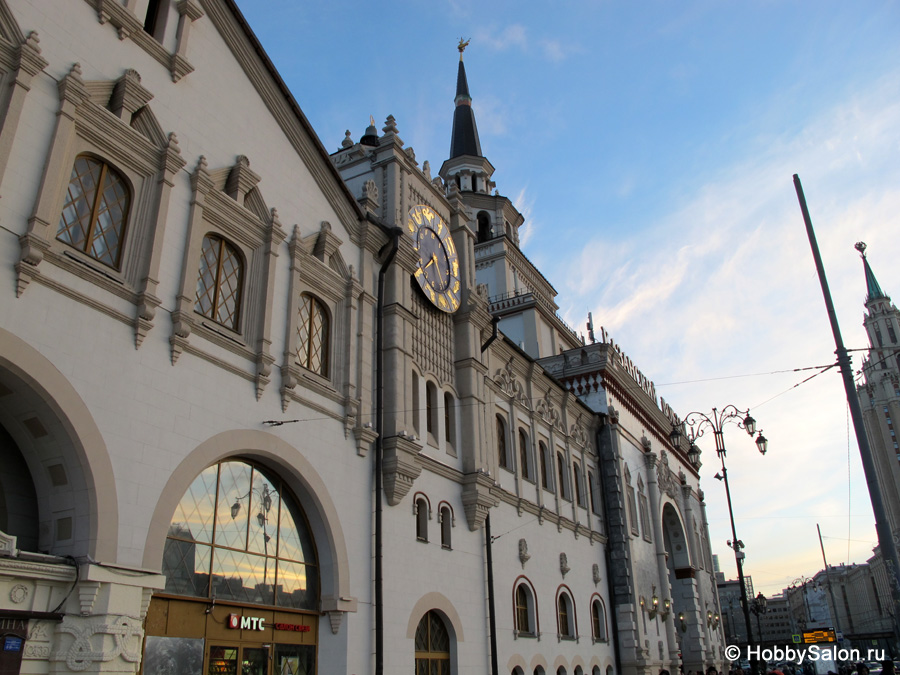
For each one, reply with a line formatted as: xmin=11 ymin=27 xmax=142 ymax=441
xmin=143 ymin=460 xmax=319 ymax=675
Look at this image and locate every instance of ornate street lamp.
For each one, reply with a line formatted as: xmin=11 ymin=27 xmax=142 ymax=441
xmin=670 ymin=405 xmax=768 ymax=675
xmin=750 ymin=592 xmax=767 ymax=646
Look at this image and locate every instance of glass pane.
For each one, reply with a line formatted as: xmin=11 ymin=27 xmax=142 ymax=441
xmin=277 ymin=492 xmax=315 ymax=564
xmin=296 ymin=296 xmax=312 ymax=367
xmin=57 ymin=157 xmax=101 ymax=250
xmin=275 ymin=559 xmax=316 ymax=610
xmin=90 ymin=169 xmax=129 ymax=266
xmin=416 ymin=659 xmax=428 ymax=675
xmin=308 ymin=301 xmax=325 ymax=373
xmin=274 ymin=644 xmax=316 ymax=675
xmin=162 ymin=540 xmax=211 ymax=598
xmin=195 ymin=236 xmax=220 ymax=319
xmin=247 ymin=474 xmax=278 ymax=556
xmin=429 ymin=612 xmax=449 ymax=651
xmin=208 ymin=646 xmax=238 ymax=675
xmin=170 ymin=464 xmax=217 ymax=544
xmin=415 ymin=616 xmax=428 ymax=651
xmin=241 ymin=647 xmax=268 ymax=675
xmin=144 ymin=636 xmax=204 ymax=675
xmin=211 ymin=548 xmax=273 ymax=605
xmin=216 ymin=243 xmax=242 ymax=328
xmin=216 ymin=461 xmax=252 ymax=550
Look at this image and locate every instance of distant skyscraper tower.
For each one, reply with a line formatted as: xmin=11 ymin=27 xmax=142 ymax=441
xmin=855 ymin=242 xmax=900 ymax=538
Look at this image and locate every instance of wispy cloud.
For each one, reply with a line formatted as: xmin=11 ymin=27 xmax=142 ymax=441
xmin=473 ymin=25 xmax=581 ymax=63
xmin=513 ymin=187 xmax=536 ymax=248
xmin=554 ymin=70 xmax=900 ymax=593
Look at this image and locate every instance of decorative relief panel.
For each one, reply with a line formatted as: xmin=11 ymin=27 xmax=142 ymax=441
xmin=493 ymin=357 xmax=529 ymax=408
xmin=411 ymin=287 xmax=454 ymax=384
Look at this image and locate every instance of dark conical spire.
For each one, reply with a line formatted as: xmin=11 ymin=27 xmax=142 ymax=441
xmin=856 ymin=241 xmax=887 ymax=303
xmin=449 ymin=39 xmax=482 ymax=159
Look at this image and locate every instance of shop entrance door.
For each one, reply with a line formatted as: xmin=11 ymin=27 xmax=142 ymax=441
xmin=206 ymin=644 xmax=268 ymax=675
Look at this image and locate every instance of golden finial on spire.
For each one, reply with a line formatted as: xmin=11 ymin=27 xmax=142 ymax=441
xmin=369 ymin=115 xmax=375 ymax=126
xmin=458 ymin=37 xmax=471 ymax=60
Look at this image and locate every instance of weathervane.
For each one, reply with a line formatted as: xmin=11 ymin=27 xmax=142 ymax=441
xmin=855 ymin=241 xmax=867 ymax=257
xmin=458 ymin=37 xmax=471 ymax=58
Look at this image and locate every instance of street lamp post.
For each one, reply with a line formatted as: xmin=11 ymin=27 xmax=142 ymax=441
xmin=670 ymin=406 xmax=768 ymax=675
xmin=750 ymin=592 xmax=768 ymax=648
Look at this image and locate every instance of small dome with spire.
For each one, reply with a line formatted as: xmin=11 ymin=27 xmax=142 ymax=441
xmin=360 ymin=116 xmax=379 ymax=146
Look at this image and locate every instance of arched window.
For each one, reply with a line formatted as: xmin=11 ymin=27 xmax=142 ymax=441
xmin=539 ymin=442 xmax=550 ymax=490
xmin=444 ymin=392 xmax=455 ymax=447
xmin=162 ymin=459 xmax=317 ymax=609
xmin=416 ymin=497 xmax=429 ymax=542
xmin=440 ymin=505 xmax=452 ymax=550
xmin=195 ymin=234 xmax=243 ymax=330
xmin=57 ymin=155 xmax=131 ymax=268
xmin=497 ymin=415 xmax=509 ymax=470
xmin=415 ymin=611 xmax=451 ymax=675
xmin=591 ymin=597 xmax=608 ymax=641
xmin=297 ymin=293 xmax=329 ymax=375
xmin=575 ymin=668 xmax=584 ymax=675
xmin=426 ymin=382 xmax=437 ymax=437
xmin=519 ymin=430 xmax=532 ymax=481
xmin=515 ymin=582 xmax=536 ymax=636
xmin=557 ymin=452 xmax=569 ymax=500
xmin=588 ymin=471 xmax=601 ymax=515
xmin=573 ymin=462 xmax=583 ymax=506
xmin=477 ymin=211 xmax=491 ymax=243
xmin=558 ymin=594 xmax=570 ymax=636
xmin=557 ymin=668 xmax=567 ymax=675
xmin=535 ymin=668 xmax=546 ymax=675
xmin=412 ymin=373 xmax=420 ymax=435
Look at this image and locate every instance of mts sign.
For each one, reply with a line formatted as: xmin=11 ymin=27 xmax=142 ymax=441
xmin=226 ymin=614 xmax=266 ymax=631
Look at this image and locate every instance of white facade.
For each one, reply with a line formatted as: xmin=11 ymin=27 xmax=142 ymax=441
xmin=0 ymin=3 xmax=722 ymax=675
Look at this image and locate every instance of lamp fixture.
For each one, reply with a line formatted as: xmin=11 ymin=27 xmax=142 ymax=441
xmin=678 ymin=611 xmax=686 ymax=632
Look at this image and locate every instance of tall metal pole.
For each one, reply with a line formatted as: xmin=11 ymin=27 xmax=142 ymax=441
xmin=720 ymin=458 xmax=758 ymax=674
xmin=817 ymin=524 xmax=842 ymax=635
xmin=794 ymin=174 xmax=900 ymax=645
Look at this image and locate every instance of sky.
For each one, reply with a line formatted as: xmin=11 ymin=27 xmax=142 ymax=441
xmin=232 ymin=0 xmax=900 ymax=596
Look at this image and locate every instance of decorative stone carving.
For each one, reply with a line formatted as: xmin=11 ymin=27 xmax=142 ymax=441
xmin=0 ymin=529 xmax=18 ymax=556
xmin=382 ymin=435 xmax=422 ymax=506
xmin=9 ymin=584 xmax=28 ymax=604
xmin=518 ymin=539 xmax=530 ymax=568
xmin=54 ymin=615 xmax=144 ymax=671
xmin=657 ymin=451 xmax=680 ymax=500
xmin=461 ymin=470 xmax=498 ymax=531
xmin=535 ymin=391 xmax=562 ymax=430
xmin=569 ymin=421 xmax=588 ymax=447
xmin=560 ymin=552 xmax=570 ymax=577
xmin=327 ymin=611 xmax=343 ymax=634
xmin=593 ymin=563 xmax=601 ymax=585
xmin=494 ymin=358 xmax=530 ymax=408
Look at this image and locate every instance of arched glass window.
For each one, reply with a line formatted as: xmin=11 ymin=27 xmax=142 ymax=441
xmin=444 ymin=392 xmax=454 ymax=446
xmin=57 ymin=155 xmax=130 ymax=268
xmin=297 ymin=293 xmax=329 ymax=375
xmin=440 ymin=506 xmax=452 ymax=549
xmin=557 ymin=452 xmax=569 ymax=500
xmin=415 ymin=611 xmax=450 ymax=675
xmin=426 ymin=382 xmax=437 ymax=436
xmin=539 ymin=442 xmax=550 ymax=490
xmin=412 ymin=373 xmax=420 ymax=435
xmin=558 ymin=594 xmax=570 ymax=636
xmin=497 ymin=415 xmax=509 ymax=470
xmin=573 ymin=463 xmax=583 ymax=506
xmin=515 ymin=583 xmax=535 ymax=635
xmin=195 ymin=234 xmax=243 ymax=330
xmin=519 ymin=430 xmax=532 ymax=481
xmin=416 ymin=498 xmax=429 ymax=542
xmin=163 ymin=460 xmax=317 ymax=609
xmin=591 ymin=597 xmax=608 ymax=641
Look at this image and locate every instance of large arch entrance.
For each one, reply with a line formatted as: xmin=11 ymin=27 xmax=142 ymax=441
xmin=0 ymin=327 xmax=116 ymax=559
xmin=143 ymin=431 xmax=354 ymax=675
xmin=661 ymin=502 xmax=703 ymax=672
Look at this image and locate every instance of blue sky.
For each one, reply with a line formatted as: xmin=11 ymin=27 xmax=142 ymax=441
xmin=233 ymin=0 xmax=900 ymax=596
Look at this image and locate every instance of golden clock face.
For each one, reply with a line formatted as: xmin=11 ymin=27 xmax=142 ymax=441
xmin=407 ymin=204 xmax=461 ymax=313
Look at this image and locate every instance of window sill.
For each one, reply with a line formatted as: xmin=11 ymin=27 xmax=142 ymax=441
xmin=416 ymin=537 xmax=428 ymax=544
